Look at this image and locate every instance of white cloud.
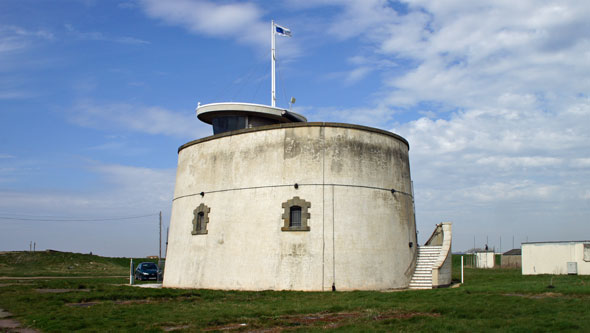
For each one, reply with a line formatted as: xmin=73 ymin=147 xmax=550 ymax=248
xmin=0 ymin=90 xmax=36 ymax=99
xmin=0 ymin=25 xmax=53 ymax=57
xmin=571 ymin=158 xmax=590 ymax=168
xmin=64 ymin=24 xmax=150 ymax=45
xmin=139 ymin=0 xmax=267 ymax=47
xmin=69 ymin=101 xmax=209 ymax=139
xmin=286 ymin=1 xmax=590 ymax=249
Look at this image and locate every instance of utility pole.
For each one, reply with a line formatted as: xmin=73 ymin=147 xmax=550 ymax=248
xmin=158 ymin=211 xmax=162 ymax=282
xmin=29 ymin=241 xmax=32 ymax=252
xmin=159 ymin=211 xmax=162 ymax=259
xmin=165 ymin=227 xmax=169 ymax=258
xmin=33 ymin=242 xmax=36 ymax=252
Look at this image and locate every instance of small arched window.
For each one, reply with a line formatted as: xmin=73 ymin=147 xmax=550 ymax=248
xmin=192 ymin=203 xmax=210 ymax=235
xmin=289 ymin=206 xmax=302 ymax=227
xmin=196 ymin=212 xmax=205 ymax=232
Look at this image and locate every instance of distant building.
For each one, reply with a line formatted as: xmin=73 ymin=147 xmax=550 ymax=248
xmin=475 ymin=250 xmax=495 ymax=268
xmin=501 ymin=249 xmax=521 ymax=268
xmin=522 ymin=241 xmax=590 ymax=275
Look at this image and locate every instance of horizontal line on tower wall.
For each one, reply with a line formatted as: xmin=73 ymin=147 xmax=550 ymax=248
xmin=172 ymin=183 xmax=412 ymax=201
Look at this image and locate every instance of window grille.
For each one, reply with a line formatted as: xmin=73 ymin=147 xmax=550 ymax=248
xmin=290 ymin=206 xmax=302 ymax=227
xmin=281 ymin=197 xmax=310 ymax=231
xmin=197 ymin=212 xmax=205 ymax=231
xmin=192 ymin=203 xmax=210 ymax=235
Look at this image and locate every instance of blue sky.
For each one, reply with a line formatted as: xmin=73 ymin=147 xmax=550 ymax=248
xmin=1 ymin=0 xmax=589 ymax=257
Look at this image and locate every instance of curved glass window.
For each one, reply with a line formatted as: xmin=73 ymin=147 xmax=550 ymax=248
xmin=212 ymin=116 xmax=247 ymax=134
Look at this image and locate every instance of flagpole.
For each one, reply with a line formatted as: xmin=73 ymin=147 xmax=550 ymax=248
xmin=271 ymin=20 xmax=276 ymax=107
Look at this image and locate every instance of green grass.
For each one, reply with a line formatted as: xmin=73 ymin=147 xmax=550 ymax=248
xmin=0 ymin=250 xmax=158 ymax=277
xmin=0 ymin=254 xmax=589 ymax=332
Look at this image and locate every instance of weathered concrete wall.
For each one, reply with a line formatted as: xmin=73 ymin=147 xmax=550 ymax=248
xmin=164 ymin=123 xmax=416 ymax=291
xmin=522 ymin=242 xmax=590 ymax=275
xmin=501 ymin=255 xmax=521 ymax=268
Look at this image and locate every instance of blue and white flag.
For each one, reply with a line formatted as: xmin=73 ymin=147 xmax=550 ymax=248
xmin=275 ymin=24 xmax=291 ymax=37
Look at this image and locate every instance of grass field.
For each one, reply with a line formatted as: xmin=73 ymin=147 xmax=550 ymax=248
xmin=1 ymin=252 xmax=589 ymax=332
xmin=0 ymin=250 xmax=157 ymax=277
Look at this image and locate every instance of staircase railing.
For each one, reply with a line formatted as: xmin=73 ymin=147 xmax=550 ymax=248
xmin=424 ymin=222 xmax=452 ymax=287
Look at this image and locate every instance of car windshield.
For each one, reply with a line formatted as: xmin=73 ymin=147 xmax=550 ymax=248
xmin=142 ymin=263 xmax=157 ymax=270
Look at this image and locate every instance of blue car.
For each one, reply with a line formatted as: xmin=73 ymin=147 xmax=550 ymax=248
xmin=134 ymin=262 xmax=159 ymax=281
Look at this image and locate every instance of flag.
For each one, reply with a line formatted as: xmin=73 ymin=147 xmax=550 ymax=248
xmin=275 ymin=24 xmax=291 ymax=37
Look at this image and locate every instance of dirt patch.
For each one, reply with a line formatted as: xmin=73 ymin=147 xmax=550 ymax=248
xmin=163 ymin=324 xmax=191 ymax=332
xmin=504 ymin=292 xmax=564 ymax=299
xmin=0 ymin=318 xmax=21 ymax=329
xmin=283 ymin=312 xmax=360 ymax=326
xmin=203 ymin=323 xmax=248 ymax=331
xmin=372 ymin=311 xmax=440 ymax=321
xmin=35 ymin=288 xmax=90 ymax=293
xmin=0 ymin=283 xmax=33 ymax=288
xmin=0 ymin=308 xmax=40 ymax=332
xmin=0 ymin=309 xmax=12 ymax=319
xmin=66 ymin=295 xmax=199 ymax=308
xmin=66 ymin=298 xmax=160 ymax=308
xmin=66 ymin=302 xmax=100 ymax=308
xmin=203 ymin=310 xmax=439 ymax=331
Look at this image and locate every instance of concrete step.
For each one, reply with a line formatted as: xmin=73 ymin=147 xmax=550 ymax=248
xmin=414 ymin=268 xmax=432 ymax=272
xmin=418 ymin=246 xmax=441 ymax=251
xmin=410 ymin=285 xmax=432 ymax=289
xmin=415 ymin=263 xmax=436 ymax=267
xmin=409 ymin=281 xmax=432 ymax=285
xmin=412 ymin=276 xmax=432 ymax=280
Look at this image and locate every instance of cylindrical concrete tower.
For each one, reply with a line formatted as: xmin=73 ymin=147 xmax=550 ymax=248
xmin=163 ymin=103 xmax=416 ymax=291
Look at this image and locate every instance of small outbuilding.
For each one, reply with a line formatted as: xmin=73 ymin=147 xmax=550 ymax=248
xmin=501 ymin=249 xmax=521 ymax=268
xmin=522 ymin=241 xmax=590 ymax=275
xmin=475 ymin=250 xmax=495 ymax=269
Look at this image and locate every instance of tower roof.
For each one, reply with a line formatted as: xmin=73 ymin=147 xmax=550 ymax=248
xmin=196 ymin=102 xmax=306 ymax=125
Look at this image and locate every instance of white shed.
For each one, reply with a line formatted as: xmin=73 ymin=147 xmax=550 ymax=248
xmin=475 ymin=251 xmax=495 ymax=269
xmin=522 ymin=241 xmax=590 ymax=275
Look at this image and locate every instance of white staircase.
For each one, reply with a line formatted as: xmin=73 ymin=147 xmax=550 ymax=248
xmin=409 ymin=245 xmax=442 ymax=289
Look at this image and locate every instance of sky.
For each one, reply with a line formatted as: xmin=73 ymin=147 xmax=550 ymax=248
xmin=1 ymin=0 xmax=589 ymax=257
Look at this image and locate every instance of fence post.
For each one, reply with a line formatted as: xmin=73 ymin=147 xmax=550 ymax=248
xmin=130 ymin=259 xmax=134 ymax=285
xmin=461 ymin=256 xmax=464 ymax=284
